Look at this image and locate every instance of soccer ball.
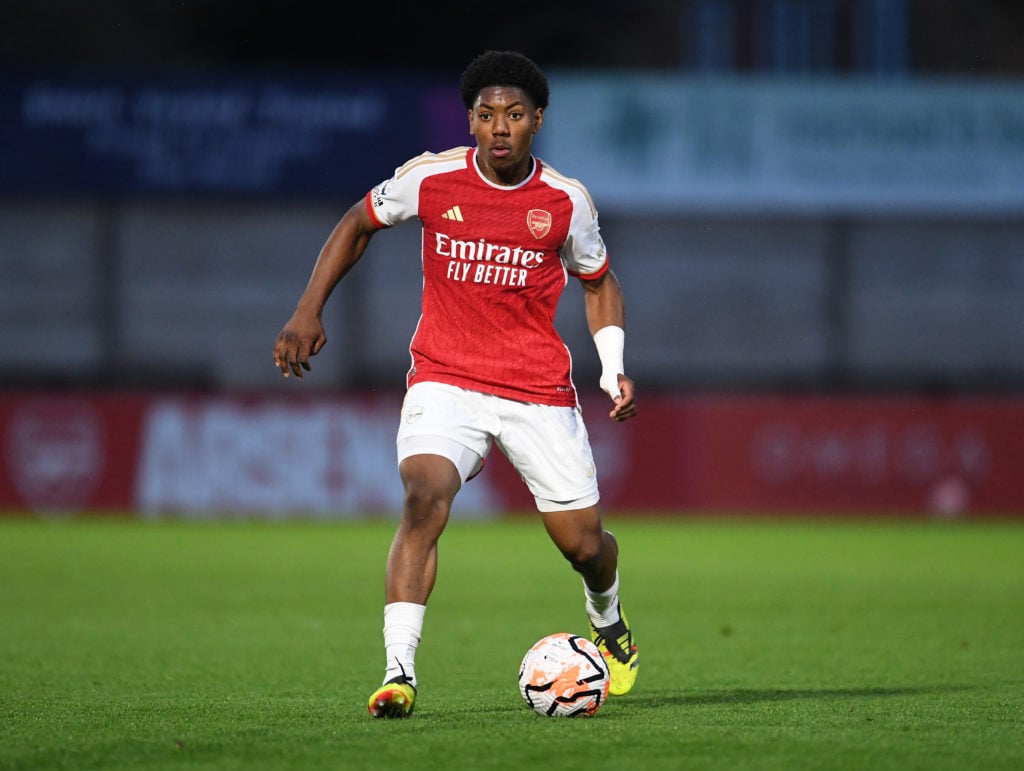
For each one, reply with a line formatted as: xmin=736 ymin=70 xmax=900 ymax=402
xmin=518 ymin=632 xmax=610 ymax=717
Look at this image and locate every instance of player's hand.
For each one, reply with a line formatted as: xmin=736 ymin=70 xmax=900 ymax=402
xmin=606 ymin=375 xmax=636 ymax=422
xmin=273 ymin=311 xmax=326 ymax=379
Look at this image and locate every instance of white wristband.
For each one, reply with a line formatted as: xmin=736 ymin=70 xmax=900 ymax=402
xmin=593 ymin=325 xmax=625 ymax=399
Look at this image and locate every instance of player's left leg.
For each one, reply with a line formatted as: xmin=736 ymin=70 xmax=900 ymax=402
xmin=541 ymin=507 xmax=639 ymax=695
xmin=496 ymin=396 xmax=639 ymax=694
xmin=540 ymin=505 xmax=616 ymax=590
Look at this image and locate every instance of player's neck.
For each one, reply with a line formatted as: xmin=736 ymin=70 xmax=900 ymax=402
xmin=475 ymin=152 xmax=534 ymax=187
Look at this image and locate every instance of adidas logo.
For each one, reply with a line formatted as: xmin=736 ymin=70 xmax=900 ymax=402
xmin=441 ymin=205 xmax=464 ymax=222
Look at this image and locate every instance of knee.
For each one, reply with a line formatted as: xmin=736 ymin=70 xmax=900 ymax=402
xmin=399 ymin=454 xmax=460 ymax=525
xmin=565 ymin=529 xmax=620 ymax=576
xmin=402 ymin=477 xmax=453 ymax=526
xmin=564 ymin=530 xmax=606 ymax=573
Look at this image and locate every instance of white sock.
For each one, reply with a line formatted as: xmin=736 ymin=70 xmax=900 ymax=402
xmin=382 ymin=602 xmax=425 ymax=688
xmin=583 ymin=572 xmax=621 ymax=629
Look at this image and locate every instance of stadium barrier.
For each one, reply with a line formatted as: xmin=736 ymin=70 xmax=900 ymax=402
xmin=1 ymin=391 xmax=1021 ymax=518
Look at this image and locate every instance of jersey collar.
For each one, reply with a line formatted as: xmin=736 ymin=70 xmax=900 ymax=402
xmin=470 ymin=148 xmax=539 ymax=191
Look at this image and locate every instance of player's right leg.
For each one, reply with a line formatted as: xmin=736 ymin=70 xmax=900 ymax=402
xmin=371 ymin=385 xmax=491 ymax=718
xmin=368 ymin=452 xmax=460 ymax=718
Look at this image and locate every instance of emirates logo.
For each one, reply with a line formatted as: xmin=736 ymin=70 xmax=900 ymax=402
xmin=527 ymin=209 xmax=552 ymax=239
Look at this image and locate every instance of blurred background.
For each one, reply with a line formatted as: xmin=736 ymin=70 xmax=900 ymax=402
xmin=1 ymin=0 xmax=1022 ymax=518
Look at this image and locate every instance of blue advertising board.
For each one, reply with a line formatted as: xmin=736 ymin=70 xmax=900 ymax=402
xmin=0 ymin=72 xmax=467 ymax=197
xmin=539 ymin=74 xmax=1024 ymax=215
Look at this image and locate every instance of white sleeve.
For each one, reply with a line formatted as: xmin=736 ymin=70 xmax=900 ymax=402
xmin=368 ymin=147 xmax=471 ymax=228
xmin=367 ymin=164 xmax=422 ymax=228
xmin=559 ymin=184 xmax=609 ymax=278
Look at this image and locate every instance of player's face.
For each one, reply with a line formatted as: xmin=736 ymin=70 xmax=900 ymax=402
xmin=468 ymin=86 xmax=543 ymax=186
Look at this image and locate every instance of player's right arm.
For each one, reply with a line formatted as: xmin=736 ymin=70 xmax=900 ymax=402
xmin=273 ymin=199 xmax=380 ymax=378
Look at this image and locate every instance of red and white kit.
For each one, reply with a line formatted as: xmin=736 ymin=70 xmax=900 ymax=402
xmin=365 ymin=146 xmax=610 ymax=408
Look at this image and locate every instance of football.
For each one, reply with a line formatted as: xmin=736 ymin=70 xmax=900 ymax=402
xmin=517 ymin=632 xmax=610 ymax=717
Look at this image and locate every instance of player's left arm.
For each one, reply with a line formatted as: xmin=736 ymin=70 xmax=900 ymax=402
xmin=580 ymin=270 xmax=636 ymax=422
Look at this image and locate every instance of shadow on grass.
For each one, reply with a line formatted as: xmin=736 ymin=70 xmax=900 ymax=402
xmin=647 ymin=684 xmax=973 ymax=707
xmin=419 ymin=684 xmax=986 ymax=722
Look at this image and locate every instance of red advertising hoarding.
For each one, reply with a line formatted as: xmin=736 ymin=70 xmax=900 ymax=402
xmin=1 ymin=391 xmax=1021 ymax=517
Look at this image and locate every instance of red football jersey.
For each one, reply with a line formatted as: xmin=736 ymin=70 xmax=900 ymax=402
xmin=365 ymin=147 xmax=609 ymax=407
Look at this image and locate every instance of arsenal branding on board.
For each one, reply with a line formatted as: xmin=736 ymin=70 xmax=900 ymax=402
xmin=527 ymin=209 xmax=552 ymax=239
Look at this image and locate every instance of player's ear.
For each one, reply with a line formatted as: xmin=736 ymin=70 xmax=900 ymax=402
xmin=533 ymin=107 xmax=544 ymax=133
xmin=467 ymin=109 xmax=475 ymax=134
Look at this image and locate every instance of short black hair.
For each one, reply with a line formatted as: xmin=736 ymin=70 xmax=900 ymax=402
xmin=459 ymin=50 xmax=550 ymax=111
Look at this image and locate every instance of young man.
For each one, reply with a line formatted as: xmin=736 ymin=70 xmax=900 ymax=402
xmin=273 ymin=50 xmax=638 ymax=718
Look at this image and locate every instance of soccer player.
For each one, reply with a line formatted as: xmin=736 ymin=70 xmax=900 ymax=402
xmin=273 ymin=50 xmax=638 ymax=718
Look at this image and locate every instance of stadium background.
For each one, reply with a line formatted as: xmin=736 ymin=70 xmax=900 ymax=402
xmin=1 ymin=0 xmax=1023 ymax=519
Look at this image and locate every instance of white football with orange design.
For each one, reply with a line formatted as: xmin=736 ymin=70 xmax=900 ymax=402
xmin=517 ymin=632 xmax=610 ymax=717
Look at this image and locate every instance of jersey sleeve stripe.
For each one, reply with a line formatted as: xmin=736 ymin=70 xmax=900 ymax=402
xmin=538 ymin=162 xmax=599 ymax=219
xmin=394 ymin=147 xmax=471 ymax=179
xmin=364 ymin=191 xmax=388 ymax=229
xmin=568 ymin=258 xmax=610 ymax=281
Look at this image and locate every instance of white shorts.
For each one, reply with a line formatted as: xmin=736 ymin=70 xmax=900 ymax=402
xmin=396 ymin=381 xmax=600 ymax=512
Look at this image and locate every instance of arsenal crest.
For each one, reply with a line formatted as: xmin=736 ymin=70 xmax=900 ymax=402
xmin=527 ymin=209 xmax=552 ymax=239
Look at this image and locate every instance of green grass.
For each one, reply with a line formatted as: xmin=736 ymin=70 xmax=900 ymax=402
xmin=1 ymin=515 xmax=1022 ymax=770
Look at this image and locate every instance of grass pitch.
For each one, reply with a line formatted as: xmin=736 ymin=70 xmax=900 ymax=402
xmin=1 ymin=515 xmax=1022 ymax=770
